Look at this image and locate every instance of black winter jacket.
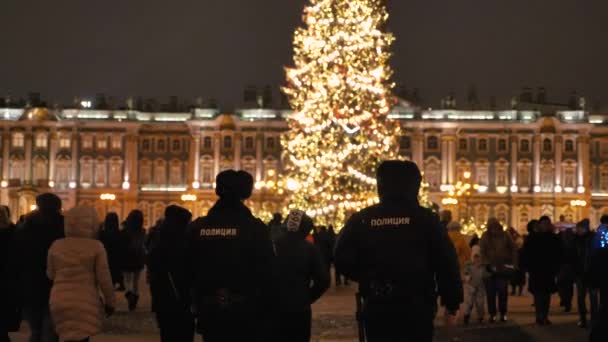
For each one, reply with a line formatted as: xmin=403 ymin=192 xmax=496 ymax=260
xmin=188 ymin=199 xmax=274 ymax=312
xmin=274 ymin=233 xmax=330 ymax=313
xmin=15 ymin=211 xmax=64 ymax=308
xmin=520 ymin=231 xmax=563 ymax=294
xmin=335 ymin=200 xmax=463 ymax=316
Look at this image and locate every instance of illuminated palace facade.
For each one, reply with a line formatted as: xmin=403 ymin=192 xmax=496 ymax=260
xmin=2 ymin=98 xmax=608 ymax=231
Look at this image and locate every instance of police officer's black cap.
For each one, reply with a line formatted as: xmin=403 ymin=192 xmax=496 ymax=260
xmin=215 ymin=169 xmax=240 ymax=200
xmin=376 ymin=160 xmax=421 ymax=202
xmin=236 ymin=170 xmax=254 ymax=200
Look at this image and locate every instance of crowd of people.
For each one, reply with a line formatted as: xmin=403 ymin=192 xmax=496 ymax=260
xmin=442 ymin=208 xmax=608 ymax=339
xmin=0 ymin=161 xmax=607 ymax=342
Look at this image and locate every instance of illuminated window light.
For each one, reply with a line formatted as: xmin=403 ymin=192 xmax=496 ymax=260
xmin=192 ymin=181 xmax=200 ymax=189
xmin=554 ymin=185 xmax=563 ymax=193
xmin=533 ymin=185 xmax=541 ymax=193
xmin=496 ymin=186 xmax=508 ymax=194
xmin=141 ymin=186 xmax=187 ymax=192
xmin=69 ymin=181 xmax=77 ymax=189
xmin=577 ymin=186 xmax=585 ymax=194
xmin=122 ymin=181 xmax=130 ymax=190
xmin=510 ymin=185 xmax=518 ymax=193
xmin=0 ymin=180 xmax=7 ymax=188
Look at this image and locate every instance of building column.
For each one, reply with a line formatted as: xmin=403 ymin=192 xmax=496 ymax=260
xmin=412 ymin=132 xmax=424 ymax=168
xmin=24 ymin=131 xmax=32 ymax=184
xmin=533 ymin=135 xmax=541 ymax=190
xmin=234 ymin=133 xmax=242 ymax=170
xmin=510 ymin=135 xmax=518 ymax=191
xmin=70 ymin=130 xmax=79 ymax=185
xmin=2 ymin=132 xmax=9 ymax=181
xmin=577 ymin=136 xmax=589 ymax=193
xmin=555 ymin=136 xmax=563 ymax=191
xmin=447 ymin=136 xmax=456 ymax=184
xmin=192 ymin=134 xmax=201 ymax=187
xmin=124 ymin=133 xmax=139 ymax=185
xmin=48 ymin=131 xmax=58 ymax=183
xmin=213 ymin=133 xmax=221 ymax=177
xmin=441 ymin=136 xmax=449 ymax=186
xmin=255 ymin=133 xmax=263 ymax=182
xmin=1 ymin=132 xmax=9 ymax=207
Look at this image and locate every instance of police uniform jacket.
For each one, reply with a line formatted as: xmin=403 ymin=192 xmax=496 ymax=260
xmin=335 ymin=199 xmax=463 ymax=316
xmin=188 ymin=199 xmax=274 ymax=312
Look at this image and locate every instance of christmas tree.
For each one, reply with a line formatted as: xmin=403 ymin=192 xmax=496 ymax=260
xmin=282 ymin=0 xmax=401 ymax=226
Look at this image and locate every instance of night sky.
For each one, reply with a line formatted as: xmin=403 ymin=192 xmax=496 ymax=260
xmin=2 ymin=0 xmax=607 ymax=110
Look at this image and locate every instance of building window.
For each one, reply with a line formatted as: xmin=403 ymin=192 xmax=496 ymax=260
xmin=456 ymin=161 xmax=471 ymax=182
xmin=139 ymin=159 xmax=152 ymax=185
xmin=400 ymin=136 xmax=411 ymax=150
xmin=495 ymin=163 xmax=508 ymax=187
xmin=172 ymin=139 xmax=181 ymax=152
xmin=154 ymin=160 xmax=167 ymax=185
xmin=142 ymin=139 xmax=151 ymax=152
xmin=59 ymin=137 xmax=71 ymax=149
xmin=203 ymin=137 xmax=212 ymax=149
xmin=459 ymin=138 xmax=467 ymax=151
xmin=157 ymin=139 xmax=166 ymax=153
xmin=223 ymin=136 xmax=232 ymax=149
xmin=563 ymin=162 xmax=576 ymax=189
xmin=541 ymin=161 xmax=554 ymax=192
xmin=35 ymin=134 xmax=47 ymax=149
xmin=12 ymin=133 xmax=24 ymax=148
xmin=33 ymin=157 xmax=47 ymax=182
xmin=498 ymin=139 xmax=507 ymax=152
xmin=109 ymin=159 xmax=122 ymax=187
xmin=200 ymin=159 xmax=214 ymax=184
xmin=520 ymin=139 xmax=530 ymax=153
xmin=600 ymin=167 xmax=608 ymax=191
xmin=543 ymin=138 xmax=552 ymax=152
xmin=80 ymin=157 xmax=93 ymax=186
xmin=9 ymin=157 xmax=24 ymax=182
xmin=242 ymin=158 xmax=256 ymax=179
xmin=478 ymin=139 xmax=488 ymax=152
xmin=518 ymin=163 xmax=531 ymax=188
xmin=96 ymin=137 xmax=107 ymax=150
xmin=266 ymin=137 xmax=275 ymax=149
xmin=476 ymin=164 xmax=489 ymax=186
xmin=95 ymin=158 xmax=106 ymax=187
xmin=82 ymin=136 xmax=93 ymax=149
xmin=245 ymin=137 xmax=254 ymax=150
xmin=111 ymin=136 xmax=122 ymax=149
xmin=565 ymin=139 xmax=574 ymax=152
xmin=169 ymin=160 xmax=182 ymax=185
xmin=427 ymin=136 xmax=438 ymax=150
xmin=424 ymin=159 xmax=440 ymax=190
xmin=55 ymin=157 xmax=71 ymax=185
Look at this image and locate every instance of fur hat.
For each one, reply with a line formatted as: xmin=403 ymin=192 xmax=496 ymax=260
xmin=376 ymin=160 xmax=421 ymax=202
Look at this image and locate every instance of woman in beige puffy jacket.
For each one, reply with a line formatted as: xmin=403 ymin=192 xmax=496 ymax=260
xmin=47 ymin=206 xmax=115 ymax=342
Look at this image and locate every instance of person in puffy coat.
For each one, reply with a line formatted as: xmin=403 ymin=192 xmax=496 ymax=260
xmin=447 ymin=221 xmax=472 ymax=270
xmin=47 ymin=206 xmax=115 ymax=342
xmin=0 ymin=206 xmax=18 ymax=342
xmin=480 ymin=218 xmax=517 ymax=323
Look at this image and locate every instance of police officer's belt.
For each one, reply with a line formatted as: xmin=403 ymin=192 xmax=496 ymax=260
xmin=202 ymin=289 xmax=248 ymax=310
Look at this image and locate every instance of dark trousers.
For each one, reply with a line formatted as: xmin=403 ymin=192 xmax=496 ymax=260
xmin=484 ymin=276 xmax=508 ymax=317
xmin=590 ymin=309 xmax=608 ymax=342
xmin=156 ymin=310 xmax=194 ymax=342
xmin=575 ymin=277 xmax=599 ymax=322
xmin=533 ymin=292 xmax=552 ymax=322
xmin=275 ymin=309 xmax=312 ymax=342
xmin=365 ymin=314 xmax=433 ymax=342
xmin=0 ymin=331 xmax=10 ymax=342
xmin=22 ymin=306 xmax=58 ymax=342
xmin=199 ymin=311 xmax=258 ymax=342
xmin=558 ymin=275 xmax=574 ymax=309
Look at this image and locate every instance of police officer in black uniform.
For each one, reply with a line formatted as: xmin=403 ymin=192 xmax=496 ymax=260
xmin=188 ymin=170 xmax=274 ymax=342
xmin=335 ymin=160 xmax=463 ymax=341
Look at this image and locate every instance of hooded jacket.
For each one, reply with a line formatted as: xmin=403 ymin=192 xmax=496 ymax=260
xmin=274 ymin=211 xmax=330 ymax=313
xmin=15 ymin=193 xmax=65 ymax=308
xmin=47 ymin=206 xmax=115 ymax=341
xmin=335 ymin=161 xmax=463 ymax=315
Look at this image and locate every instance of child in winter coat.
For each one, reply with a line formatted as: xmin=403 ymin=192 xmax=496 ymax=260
xmin=47 ymin=206 xmax=115 ymax=342
xmin=463 ymin=251 xmax=486 ymax=324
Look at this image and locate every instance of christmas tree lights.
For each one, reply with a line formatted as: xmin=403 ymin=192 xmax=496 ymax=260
xmin=282 ymin=0 xmax=403 ymax=226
